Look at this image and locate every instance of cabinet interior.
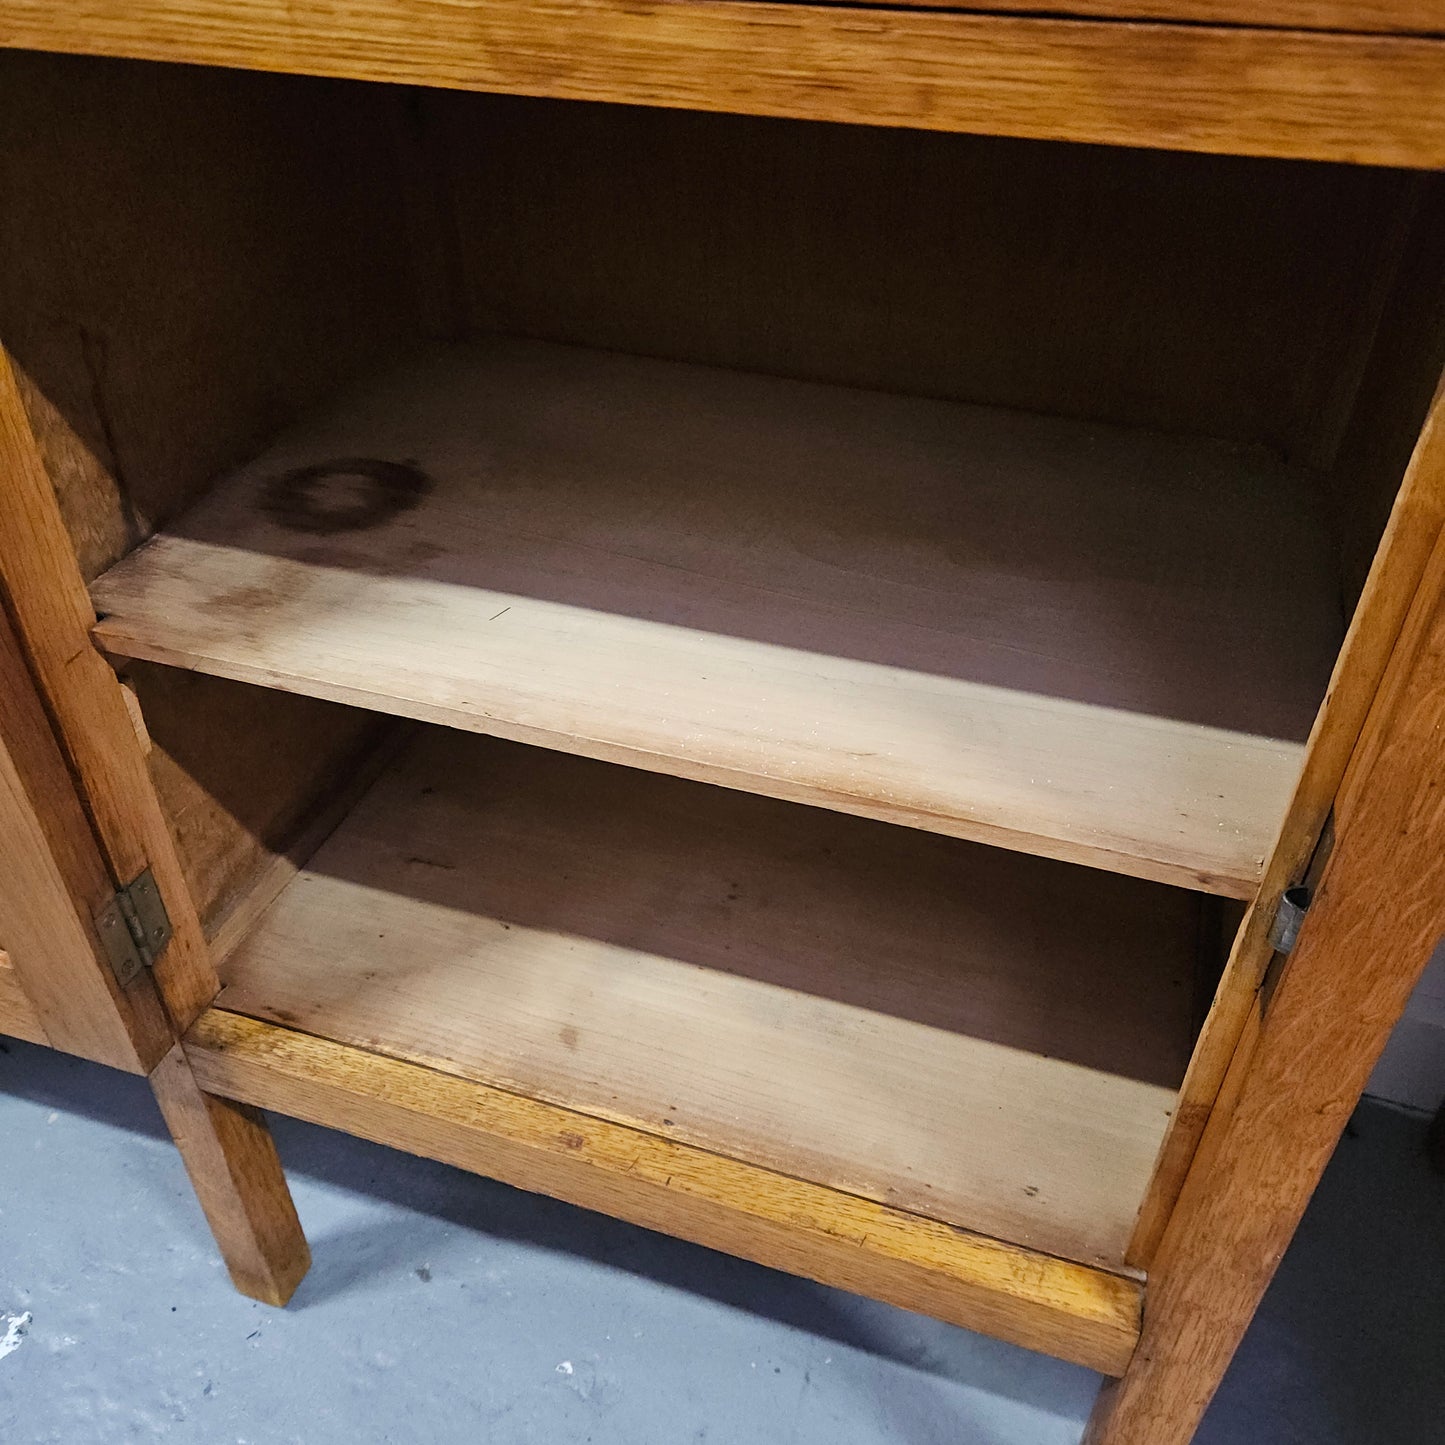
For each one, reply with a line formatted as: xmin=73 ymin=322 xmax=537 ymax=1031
xmin=5 ymin=48 xmax=1443 ymax=1273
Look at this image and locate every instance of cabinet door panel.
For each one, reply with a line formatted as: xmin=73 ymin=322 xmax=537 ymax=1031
xmin=0 ymin=600 xmax=168 ymax=1070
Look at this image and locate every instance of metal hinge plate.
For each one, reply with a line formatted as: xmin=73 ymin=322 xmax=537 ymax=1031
xmin=1266 ymin=885 xmax=1312 ymax=956
xmin=94 ymin=868 xmax=173 ymax=988
xmin=1266 ymin=809 xmax=1334 ymax=961
xmin=1260 ymin=811 xmax=1333 ymax=1014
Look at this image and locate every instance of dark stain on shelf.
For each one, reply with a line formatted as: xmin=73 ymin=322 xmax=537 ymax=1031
xmin=260 ymin=457 xmax=434 ymax=535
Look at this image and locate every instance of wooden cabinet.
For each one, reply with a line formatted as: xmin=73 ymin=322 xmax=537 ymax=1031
xmin=1 ymin=9 xmax=1443 ymax=1442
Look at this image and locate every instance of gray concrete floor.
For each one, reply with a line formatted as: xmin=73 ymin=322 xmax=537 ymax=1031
xmin=0 ymin=1036 xmax=1440 ymax=1445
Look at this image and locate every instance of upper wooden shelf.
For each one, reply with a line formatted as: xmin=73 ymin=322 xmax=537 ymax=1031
xmin=92 ymin=340 xmax=1341 ymax=897
xmin=3 ymin=0 xmax=1445 ymax=167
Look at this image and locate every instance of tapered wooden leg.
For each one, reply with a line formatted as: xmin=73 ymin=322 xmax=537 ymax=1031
xmin=1085 ymin=529 xmax=1445 ymax=1445
xmin=150 ymin=1042 xmax=311 ymax=1305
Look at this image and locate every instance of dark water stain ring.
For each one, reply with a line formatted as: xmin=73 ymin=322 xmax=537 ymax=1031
xmin=260 ymin=457 xmax=433 ymax=535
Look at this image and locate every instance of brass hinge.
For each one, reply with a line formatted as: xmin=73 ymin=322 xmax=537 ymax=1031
xmin=93 ymin=868 xmax=173 ymax=988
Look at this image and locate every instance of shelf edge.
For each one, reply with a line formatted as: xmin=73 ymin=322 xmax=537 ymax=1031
xmin=90 ymin=622 xmax=1274 ymax=900
xmin=186 ymin=1008 xmax=1143 ymax=1374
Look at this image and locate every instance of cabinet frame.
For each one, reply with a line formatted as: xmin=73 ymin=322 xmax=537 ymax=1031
xmin=2 ymin=8 xmax=1444 ymax=1443
xmin=4 ymin=0 xmax=1445 ymax=167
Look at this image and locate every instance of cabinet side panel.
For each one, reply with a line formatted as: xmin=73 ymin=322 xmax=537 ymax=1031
xmin=1324 ymin=177 xmax=1445 ymax=611
xmin=0 ymin=49 xmax=421 ymax=576
xmin=0 ymin=51 xmax=428 ymax=970
xmin=130 ymin=666 xmax=399 ymax=940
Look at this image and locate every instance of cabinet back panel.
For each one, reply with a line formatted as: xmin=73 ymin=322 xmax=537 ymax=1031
xmin=430 ymin=91 xmax=1413 ymax=466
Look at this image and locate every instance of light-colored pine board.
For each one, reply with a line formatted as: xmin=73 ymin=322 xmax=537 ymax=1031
xmin=3 ymin=1 xmax=1445 ymax=167
xmin=186 ymin=1008 xmax=1143 ymax=1373
xmin=93 ymin=341 xmax=1339 ymax=896
xmin=0 ymin=952 xmax=48 ymax=1047
xmin=215 ymin=728 xmax=1195 ymax=1270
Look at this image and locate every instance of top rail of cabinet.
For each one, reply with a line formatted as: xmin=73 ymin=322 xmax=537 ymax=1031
xmin=836 ymin=0 xmax=1443 ymax=32
xmin=2 ymin=0 xmax=1444 ymax=168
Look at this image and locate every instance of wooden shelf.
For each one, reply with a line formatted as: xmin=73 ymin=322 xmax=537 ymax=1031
xmin=213 ymin=727 xmax=1199 ymax=1272
xmin=92 ymin=340 xmax=1340 ymax=896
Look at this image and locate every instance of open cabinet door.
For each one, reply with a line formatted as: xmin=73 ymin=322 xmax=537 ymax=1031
xmin=0 ymin=593 xmax=171 ymax=1069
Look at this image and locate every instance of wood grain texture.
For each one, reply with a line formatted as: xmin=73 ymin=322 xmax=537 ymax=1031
xmin=91 ymin=341 xmax=1340 ymax=896
xmin=0 ymin=49 xmax=421 ymax=567
xmin=0 ymin=951 xmax=49 ymax=1047
xmin=215 ymin=729 xmax=1193 ymax=1271
xmin=7 ymin=355 xmax=134 ymax=584
xmin=1088 ymin=528 xmax=1445 ymax=1445
xmin=206 ymin=718 xmax=412 ymax=967
xmin=1128 ymin=364 xmax=1445 ymax=1264
xmin=842 ymin=0 xmax=1444 ymax=29
xmin=186 ymin=1009 xmax=1142 ymax=1372
xmin=438 ymin=93 xmax=1412 ymax=467
xmin=0 ymin=345 xmax=217 ymax=1030
xmin=129 ymin=665 xmax=394 ymax=933
xmin=0 ymin=600 xmax=165 ymax=1070
xmin=150 ymin=1041 xmax=310 ymax=1305
xmin=2 ymin=1 xmax=1445 ymax=166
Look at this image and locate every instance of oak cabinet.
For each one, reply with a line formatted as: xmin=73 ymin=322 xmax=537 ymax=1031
xmin=2 ymin=11 xmax=1443 ymax=1442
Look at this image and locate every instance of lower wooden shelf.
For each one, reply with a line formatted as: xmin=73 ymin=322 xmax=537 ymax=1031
xmin=208 ymin=727 xmax=1197 ymax=1275
xmin=185 ymin=1009 xmax=1143 ymax=1375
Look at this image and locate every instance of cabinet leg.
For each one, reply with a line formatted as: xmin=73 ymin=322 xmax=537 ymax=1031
xmin=150 ymin=1042 xmax=311 ymax=1305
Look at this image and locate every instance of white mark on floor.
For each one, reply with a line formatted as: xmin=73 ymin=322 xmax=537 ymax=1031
xmin=1 ymin=1312 xmax=32 ymax=1361
xmin=555 ymin=1360 xmax=574 ymax=1376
